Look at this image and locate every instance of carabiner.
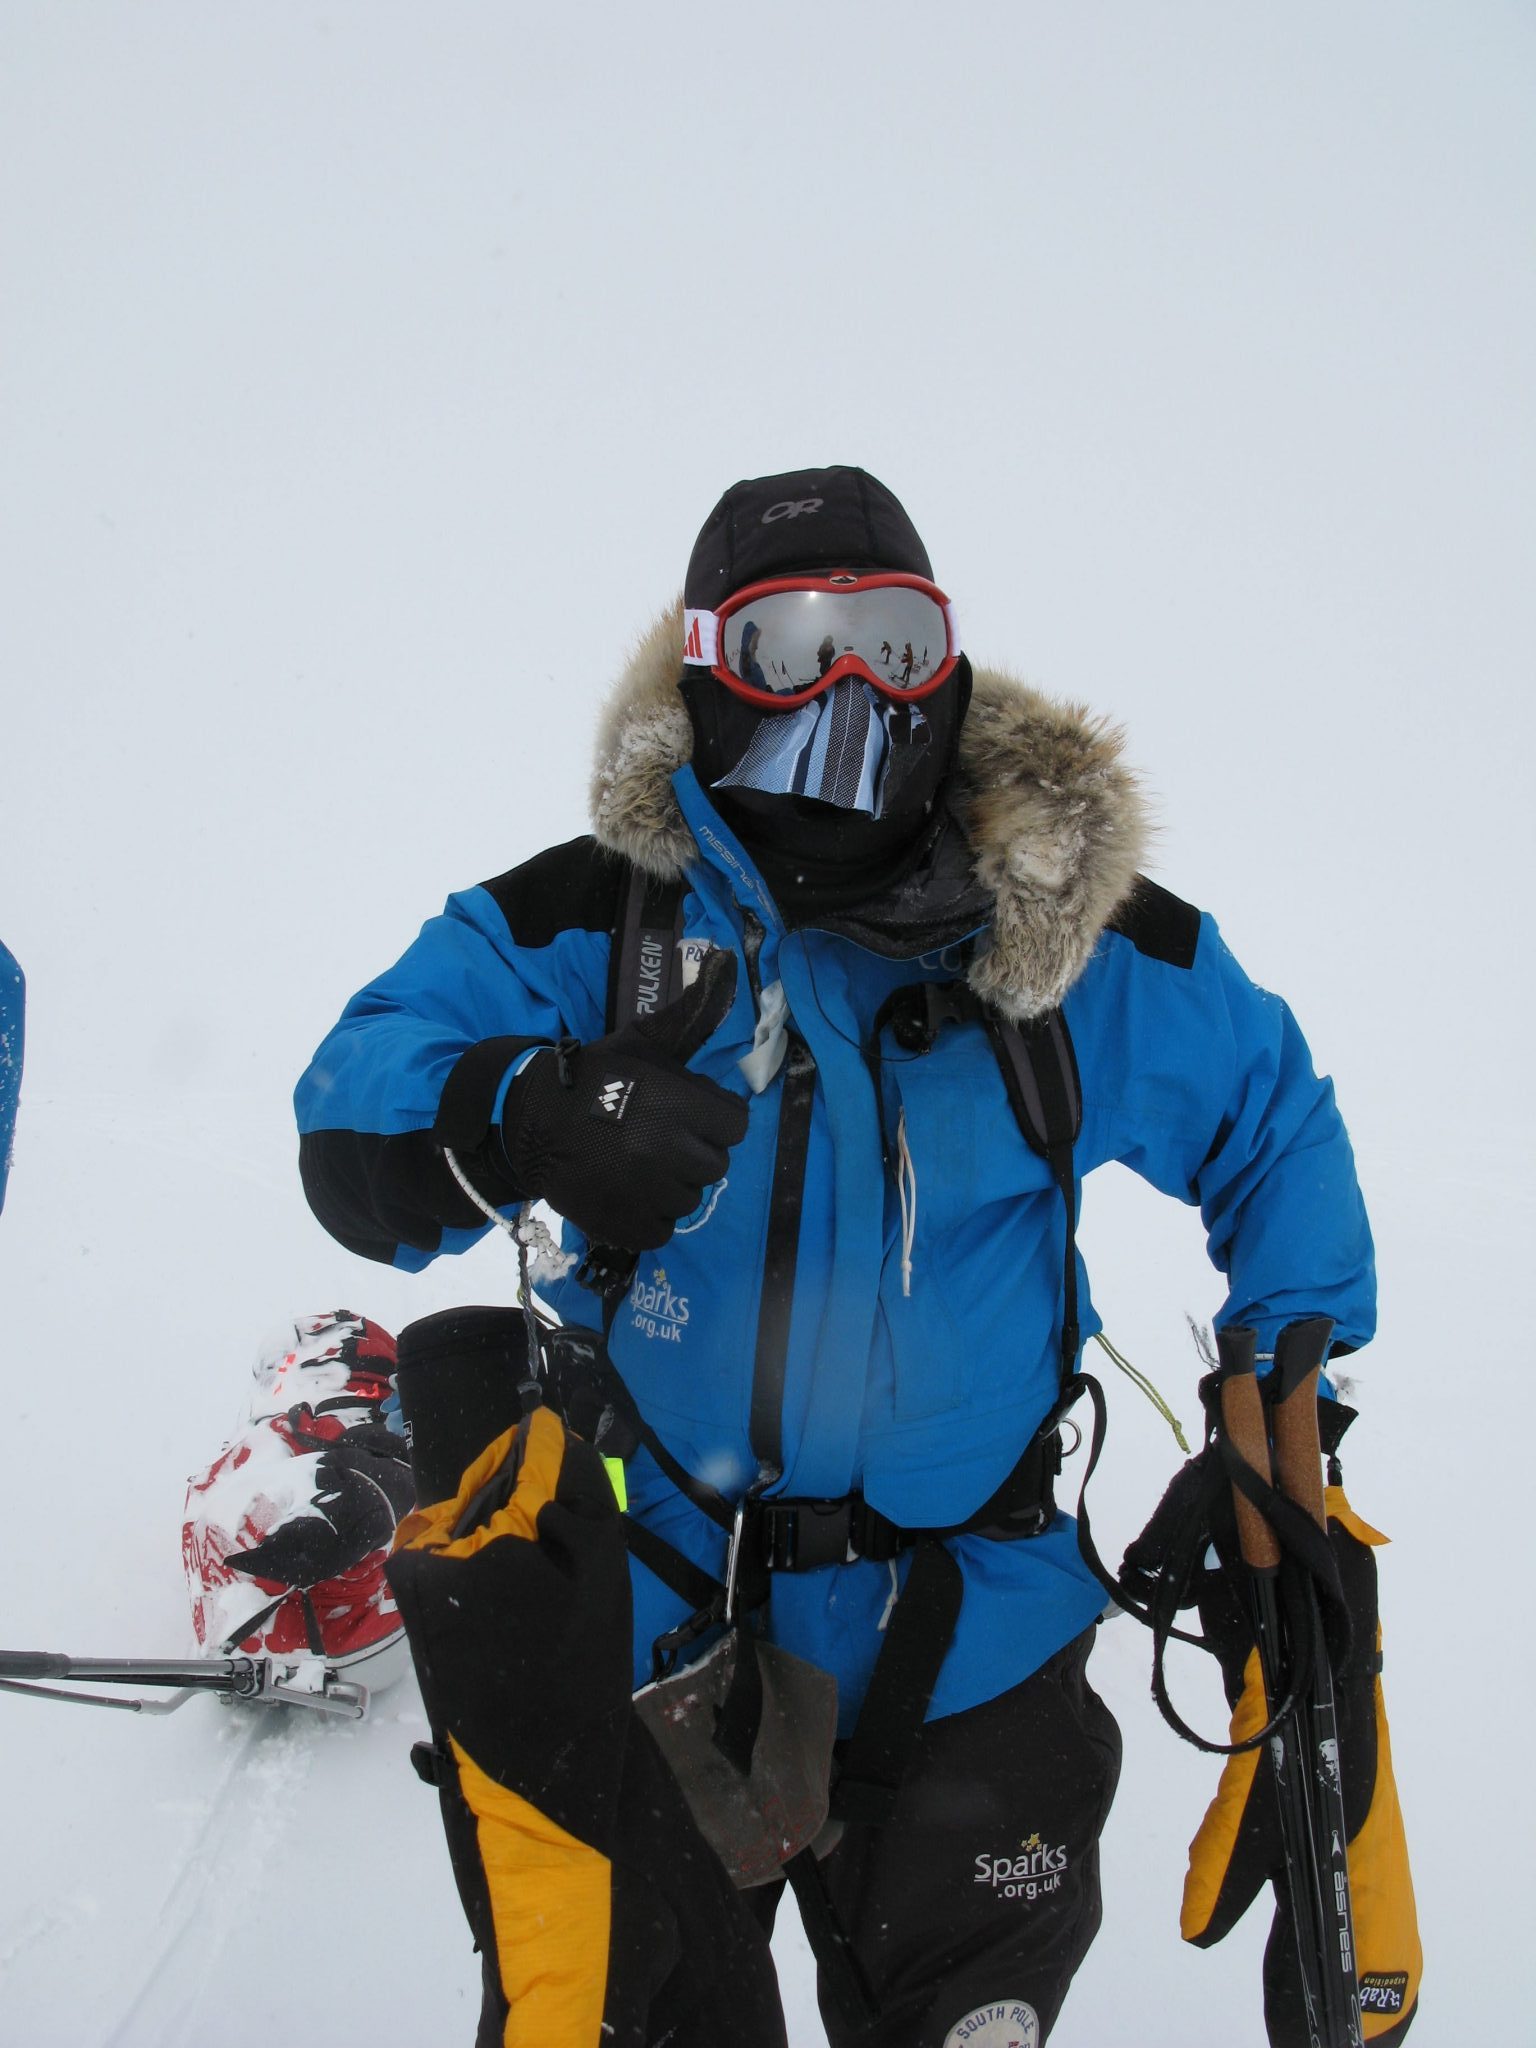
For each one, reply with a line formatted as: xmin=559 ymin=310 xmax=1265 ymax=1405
xmin=724 ymin=1497 xmax=747 ymax=1626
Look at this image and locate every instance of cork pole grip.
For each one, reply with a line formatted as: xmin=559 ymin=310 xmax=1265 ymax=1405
xmin=1270 ymin=1366 xmax=1326 ymax=1529
xmin=1220 ymin=1371 xmax=1282 ymax=1572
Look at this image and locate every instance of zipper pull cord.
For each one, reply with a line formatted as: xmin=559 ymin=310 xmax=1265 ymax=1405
xmin=1091 ymin=1330 xmax=1191 ymax=1454
xmin=895 ymin=1104 xmax=918 ymax=1297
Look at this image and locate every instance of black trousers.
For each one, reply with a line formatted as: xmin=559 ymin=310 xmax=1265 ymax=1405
xmin=628 ymin=1628 xmax=1122 ymax=2048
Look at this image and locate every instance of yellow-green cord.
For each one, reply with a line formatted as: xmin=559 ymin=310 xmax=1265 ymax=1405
xmin=1091 ymin=1332 xmax=1191 ymax=1453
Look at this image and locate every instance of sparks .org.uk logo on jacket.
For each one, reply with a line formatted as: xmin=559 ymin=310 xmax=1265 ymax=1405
xmin=294 ymin=606 xmax=1374 ymax=1729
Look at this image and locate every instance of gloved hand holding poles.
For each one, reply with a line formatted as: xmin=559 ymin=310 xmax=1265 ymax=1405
xmin=1122 ymin=1325 xmax=1422 ymax=2047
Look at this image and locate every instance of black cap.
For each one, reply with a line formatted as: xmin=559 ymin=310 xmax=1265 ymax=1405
xmin=684 ymin=466 xmax=933 ymax=611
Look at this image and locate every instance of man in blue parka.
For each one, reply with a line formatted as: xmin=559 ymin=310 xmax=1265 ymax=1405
xmin=297 ymin=470 xmax=1416 ymax=2048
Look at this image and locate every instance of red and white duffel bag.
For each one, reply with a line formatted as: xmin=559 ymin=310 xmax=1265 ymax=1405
xmin=182 ymin=1310 xmax=414 ymax=1692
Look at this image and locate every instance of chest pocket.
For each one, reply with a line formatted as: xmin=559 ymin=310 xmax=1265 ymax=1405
xmin=887 ymin=1025 xmax=1054 ymax=1221
xmin=875 ymin=994 xmax=1082 ymax=1424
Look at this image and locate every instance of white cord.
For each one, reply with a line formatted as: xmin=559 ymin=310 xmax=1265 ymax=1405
xmin=440 ymin=1146 xmax=576 ymax=1278
xmin=441 ymin=1144 xmax=520 ymax=1236
xmin=896 ymin=1104 xmax=918 ymax=1297
xmin=877 ymin=1558 xmax=900 ymax=1632
xmin=441 ymin=1145 xmax=577 ymax=1396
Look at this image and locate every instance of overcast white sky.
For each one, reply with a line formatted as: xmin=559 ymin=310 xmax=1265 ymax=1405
xmin=0 ymin=6 xmax=1532 ymax=2042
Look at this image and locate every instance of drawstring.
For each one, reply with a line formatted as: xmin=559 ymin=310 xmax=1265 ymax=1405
xmin=895 ymin=1105 xmax=918 ymax=1297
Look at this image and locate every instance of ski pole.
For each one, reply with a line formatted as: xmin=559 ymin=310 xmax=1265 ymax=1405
xmin=1215 ymin=1325 xmax=1361 ymax=2048
xmin=1266 ymin=1318 xmax=1362 ymax=2047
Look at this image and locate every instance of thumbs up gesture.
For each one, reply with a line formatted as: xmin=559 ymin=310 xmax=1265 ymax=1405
xmin=501 ymin=948 xmax=749 ymax=1252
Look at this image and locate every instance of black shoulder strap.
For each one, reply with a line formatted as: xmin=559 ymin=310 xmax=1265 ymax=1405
xmin=982 ymin=1009 xmax=1082 ymax=1387
xmin=606 ymin=863 xmax=687 ymax=1031
xmin=984 ymin=1009 xmax=1081 ymax=1162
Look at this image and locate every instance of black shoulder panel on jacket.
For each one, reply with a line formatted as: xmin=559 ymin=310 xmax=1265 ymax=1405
xmin=478 ymin=836 xmax=631 ymax=950
xmin=1104 ymin=875 xmax=1202 ymax=969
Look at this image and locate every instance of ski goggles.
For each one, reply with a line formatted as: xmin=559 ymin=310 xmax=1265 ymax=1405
xmin=682 ymin=572 xmax=961 ymax=709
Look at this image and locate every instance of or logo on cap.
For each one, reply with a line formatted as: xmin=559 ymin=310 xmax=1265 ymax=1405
xmin=762 ymin=497 xmax=824 ymax=524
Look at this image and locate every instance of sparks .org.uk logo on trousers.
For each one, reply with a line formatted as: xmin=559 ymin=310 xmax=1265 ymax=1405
xmin=974 ymin=1832 xmax=1069 ymax=1903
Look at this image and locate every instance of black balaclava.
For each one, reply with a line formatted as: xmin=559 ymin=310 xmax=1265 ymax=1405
xmin=680 ymin=466 xmax=969 ymax=911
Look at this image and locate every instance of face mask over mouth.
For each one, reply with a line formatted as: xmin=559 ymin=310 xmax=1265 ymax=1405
xmin=678 ymin=659 xmax=968 ymax=907
xmin=712 ymin=675 xmax=931 ymax=818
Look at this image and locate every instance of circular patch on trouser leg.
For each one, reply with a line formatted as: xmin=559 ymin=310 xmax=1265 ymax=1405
xmin=941 ymin=2002 xmax=1040 ymax=2048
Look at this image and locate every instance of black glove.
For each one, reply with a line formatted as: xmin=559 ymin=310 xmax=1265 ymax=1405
xmin=1119 ymin=1395 xmax=1356 ymax=1675
xmin=1119 ymin=1448 xmax=1220 ymax=1613
xmin=501 ymin=947 xmax=749 ymax=1251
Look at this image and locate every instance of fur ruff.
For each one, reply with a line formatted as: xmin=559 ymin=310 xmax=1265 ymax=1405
xmin=589 ymin=601 xmax=1149 ymax=1018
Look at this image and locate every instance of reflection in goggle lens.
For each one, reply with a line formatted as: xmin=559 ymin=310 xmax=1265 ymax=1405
xmin=721 ymin=585 xmax=948 ymax=696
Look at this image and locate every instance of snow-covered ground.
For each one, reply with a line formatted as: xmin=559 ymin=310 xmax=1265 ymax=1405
xmin=1 ymin=7 xmax=1531 ymax=2042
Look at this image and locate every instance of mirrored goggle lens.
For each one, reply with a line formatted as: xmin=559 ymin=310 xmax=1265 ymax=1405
xmin=719 ymin=584 xmax=952 ymax=696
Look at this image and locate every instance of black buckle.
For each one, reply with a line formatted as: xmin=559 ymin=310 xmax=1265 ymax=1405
xmin=758 ymin=1498 xmax=856 ymax=1572
xmin=575 ymin=1244 xmax=639 ymax=1296
xmin=890 ymin=981 xmax=979 ymax=1054
xmin=651 ymin=1601 xmax=723 ymax=1682
xmin=756 ymin=1496 xmax=911 ymax=1571
xmin=410 ymin=1740 xmax=450 ymax=1787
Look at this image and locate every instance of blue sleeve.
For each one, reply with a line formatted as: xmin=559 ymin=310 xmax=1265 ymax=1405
xmin=0 ymin=942 xmax=23 ymax=1216
xmin=294 ymin=881 xmax=611 ymax=1268
xmin=1076 ymin=911 xmax=1376 ymax=1360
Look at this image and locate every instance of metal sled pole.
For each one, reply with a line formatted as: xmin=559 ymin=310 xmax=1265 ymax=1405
xmin=0 ymin=1649 xmax=369 ymax=1720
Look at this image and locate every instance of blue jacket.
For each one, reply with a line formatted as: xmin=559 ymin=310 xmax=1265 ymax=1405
xmin=0 ymin=942 xmax=22 ymax=1216
xmin=296 ymin=621 xmax=1374 ymax=1728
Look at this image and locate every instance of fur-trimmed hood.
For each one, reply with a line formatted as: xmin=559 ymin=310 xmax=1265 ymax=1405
xmin=589 ymin=603 xmax=1149 ymax=1020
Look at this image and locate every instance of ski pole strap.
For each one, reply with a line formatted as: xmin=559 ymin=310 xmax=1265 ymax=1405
xmin=1217 ymin=1330 xmax=1345 ymax=1642
xmin=1067 ymin=1366 xmax=1319 ymax=1757
xmin=1266 ymin=1315 xmax=1335 ymax=1523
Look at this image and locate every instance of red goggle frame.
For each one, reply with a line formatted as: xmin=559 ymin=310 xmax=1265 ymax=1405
xmin=683 ymin=571 xmax=961 ymax=709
